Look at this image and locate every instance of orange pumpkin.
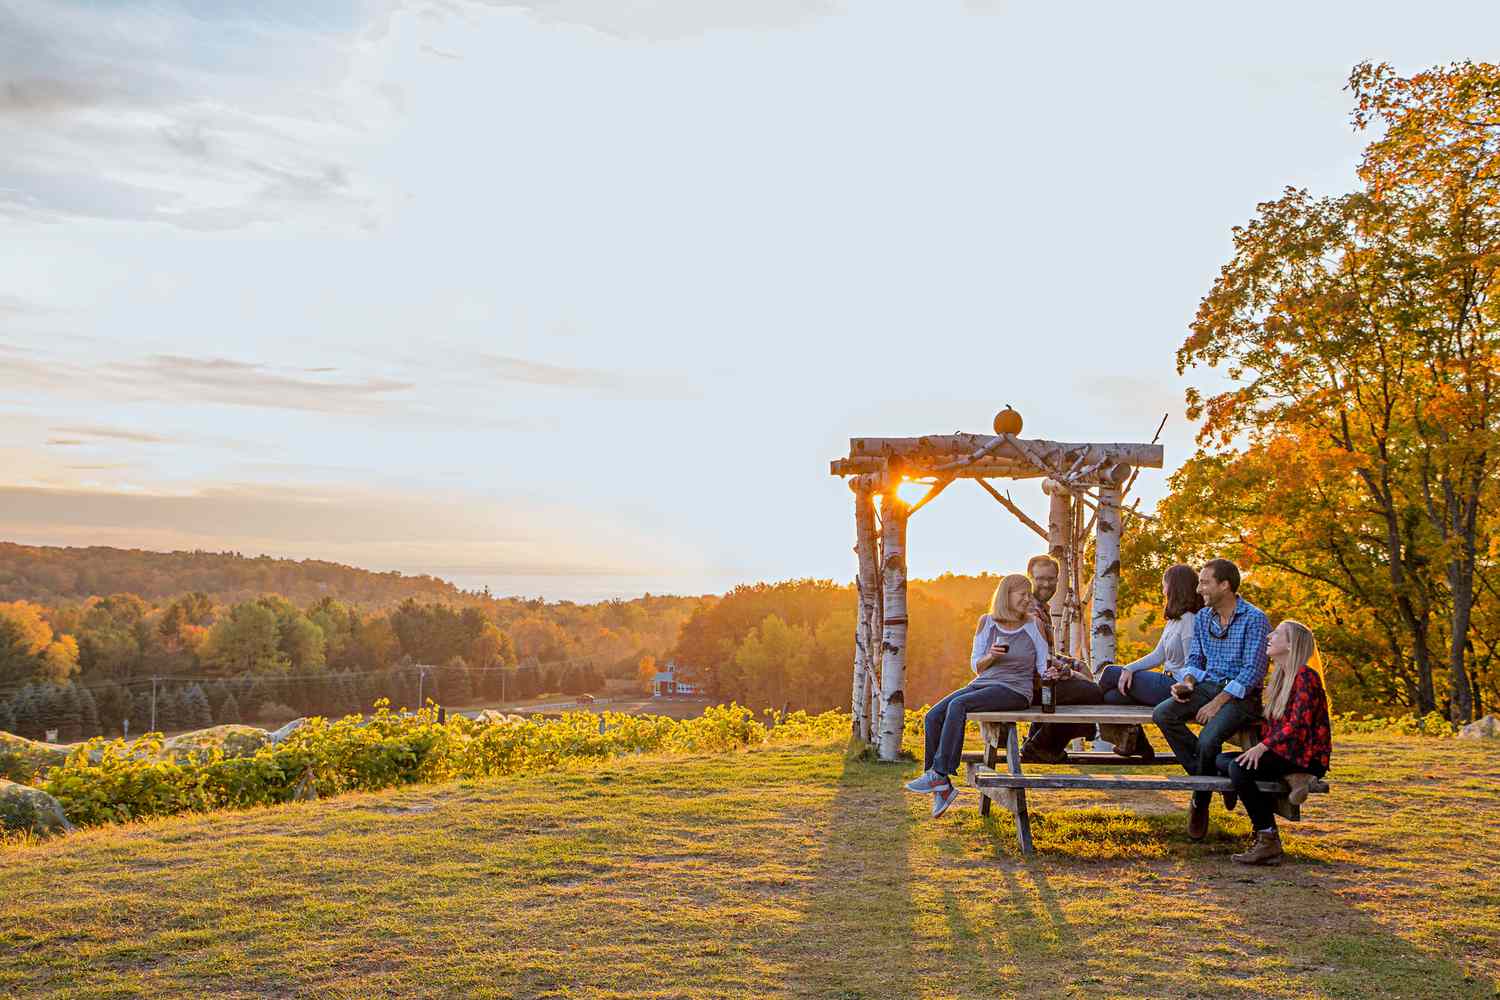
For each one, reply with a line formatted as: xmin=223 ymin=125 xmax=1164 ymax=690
xmin=993 ymin=405 xmax=1023 ymax=436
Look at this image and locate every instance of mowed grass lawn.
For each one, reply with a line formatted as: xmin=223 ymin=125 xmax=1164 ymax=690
xmin=3 ymin=733 xmax=1497 ymax=999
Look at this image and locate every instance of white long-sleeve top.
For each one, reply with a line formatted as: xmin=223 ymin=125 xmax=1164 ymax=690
xmin=1121 ymin=614 xmax=1193 ymax=680
xmin=969 ymin=615 xmax=1049 ymax=698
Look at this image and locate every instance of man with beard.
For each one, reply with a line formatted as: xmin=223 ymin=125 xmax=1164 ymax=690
xmin=1018 ymin=555 xmax=1104 ymax=763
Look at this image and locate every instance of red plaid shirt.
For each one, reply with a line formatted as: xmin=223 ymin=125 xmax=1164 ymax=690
xmin=1261 ymin=665 xmax=1331 ymax=771
xmin=1029 ymin=599 xmax=1055 ymax=651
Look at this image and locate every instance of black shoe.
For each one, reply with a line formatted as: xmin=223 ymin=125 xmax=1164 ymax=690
xmin=1019 ymin=741 xmax=1069 ymax=765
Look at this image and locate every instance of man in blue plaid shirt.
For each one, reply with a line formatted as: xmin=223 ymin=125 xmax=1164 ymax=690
xmin=1152 ymin=558 xmax=1268 ymax=841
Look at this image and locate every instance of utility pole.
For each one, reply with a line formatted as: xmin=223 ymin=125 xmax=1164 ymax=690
xmin=417 ymin=667 xmax=428 ymax=709
xmin=150 ymin=675 xmax=158 ymax=732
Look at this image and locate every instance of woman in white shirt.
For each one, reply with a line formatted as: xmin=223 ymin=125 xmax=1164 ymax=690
xmin=1098 ymin=564 xmax=1203 ymax=707
xmin=905 ymin=574 xmax=1046 ymax=818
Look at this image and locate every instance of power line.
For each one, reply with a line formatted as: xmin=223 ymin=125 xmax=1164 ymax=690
xmin=0 ymin=651 xmax=622 ymax=700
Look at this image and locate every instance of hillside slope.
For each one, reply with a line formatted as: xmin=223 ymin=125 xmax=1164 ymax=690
xmin=0 ymin=542 xmax=471 ymax=607
xmin=2 ymin=735 xmax=1496 ymax=999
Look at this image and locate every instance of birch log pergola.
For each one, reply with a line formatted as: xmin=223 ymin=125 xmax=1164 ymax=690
xmin=834 ymin=428 xmax=1164 ymax=761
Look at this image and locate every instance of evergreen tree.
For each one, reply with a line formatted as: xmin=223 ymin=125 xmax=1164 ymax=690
xmin=157 ymin=688 xmax=184 ymax=733
xmin=95 ymin=682 xmax=131 ymax=736
xmin=10 ymin=687 xmax=39 ymax=738
xmin=206 ymin=680 xmax=231 ymax=721
xmin=218 ymin=690 xmax=242 ymax=725
xmin=440 ymin=658 xmax=472 ymax=705
xmin=336 ymin=671 xmax=360 ymax=715
xmin=77 ymin=684 xmax=101 ymax=737
xmin=185 ymin=684 xmax=214 ymax=730
xmin=0 ymin=697 xmax=15 ymax=735
xmin=131 ymin=689 xmax=154 ymax=733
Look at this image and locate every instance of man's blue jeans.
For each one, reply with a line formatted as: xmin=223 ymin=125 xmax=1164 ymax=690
xmin=1151 ymin=678 xmax=1257 ymax=806
xmin=923 ymin=682 xmax=1029 ymax=777
xmin=1097 ymin=665 xmax=1177 ymax=707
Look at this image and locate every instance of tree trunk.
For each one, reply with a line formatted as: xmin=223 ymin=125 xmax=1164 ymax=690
xmin=1362 ymin=466 xmax=1438 ymax=714
xmin=1444 ymin=469 xmax=1482 ymax=723
xmin=851 ymin=482 xmax=880 ymax=743
xmin=877 ymin=488 xmax=910 ymax=762
xmin=1090 ymin=485 xmax=1123 ymax=670
xmin=1043 ymin=480 xmax=1074 ymax=656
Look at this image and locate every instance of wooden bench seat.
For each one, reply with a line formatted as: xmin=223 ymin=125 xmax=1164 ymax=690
xmin=956 ymin=705 xmax=1332 ymax=855
xmin=968 ymin=765 xmax=1329 ymax=796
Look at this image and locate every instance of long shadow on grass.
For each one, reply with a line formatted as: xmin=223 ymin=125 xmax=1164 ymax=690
xmin=975 ymin=807 xmax=1490 ymax=999
xmin=780 ymin=741 xmax=920 ymax=1000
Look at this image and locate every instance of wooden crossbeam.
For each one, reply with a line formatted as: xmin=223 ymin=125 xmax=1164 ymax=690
xmin=970 ymin=767 xmax=1329 ymax=797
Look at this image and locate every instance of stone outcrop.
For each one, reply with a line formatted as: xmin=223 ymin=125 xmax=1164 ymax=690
xmin=0 ymin=779 xmax=73 ymax=836
xmin=1458 ymin=714 xmax=1499 ymax=741
xmin=161 ymin=725 xmax=273 ymax=761
xmin=0 ymin=732 xmax=71 ymax=782
xmin=473 ymin=710 xmax=527 ymax=726
xmin=269 ymin=718 xmax=309 ymax=744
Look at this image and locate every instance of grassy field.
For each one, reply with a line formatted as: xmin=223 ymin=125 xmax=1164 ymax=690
xmin=2 ymin=732 xmax=1497 ymax=999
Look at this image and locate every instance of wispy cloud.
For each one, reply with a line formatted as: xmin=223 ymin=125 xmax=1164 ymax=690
xmin=0 ymin=0 xmax=395 ymax=229
xmin=477 ymin=353 xmax=701 ymax=400
xmin=481 ymin=0 xmax=839 ymax=41
xmin=96 ymin=354 xmax=416 ymax=414
xmin=0 ymin=482 xmax=690 ymax=577
xmin=52 ymin=424 xmax=174 ymax=444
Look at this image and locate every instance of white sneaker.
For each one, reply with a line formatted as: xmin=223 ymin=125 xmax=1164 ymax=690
xmin=931 ymin=783 xmax=960 ymax=818
xmin=905 ymin=770 xmax=949 ymax=794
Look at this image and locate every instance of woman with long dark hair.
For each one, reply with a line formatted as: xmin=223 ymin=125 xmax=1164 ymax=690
xmin=1098 ymin=564 xmax=1203 ymax=707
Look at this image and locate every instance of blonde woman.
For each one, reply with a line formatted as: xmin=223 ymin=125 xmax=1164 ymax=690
xmin=905 ymin=574 xmax=1047 ymax=818
xmin=1215 ymin=619 xmax=1332 ymax=865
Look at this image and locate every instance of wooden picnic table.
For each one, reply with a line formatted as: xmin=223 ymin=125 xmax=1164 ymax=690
xmin=965 ymin=705 xmax=1329 ymax=856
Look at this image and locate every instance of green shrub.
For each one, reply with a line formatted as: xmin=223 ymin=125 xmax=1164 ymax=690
xmin=38 ymin=702 xmax=850 ymax=830
xmin=1331 ymin=710 xmax=1456 ymax=737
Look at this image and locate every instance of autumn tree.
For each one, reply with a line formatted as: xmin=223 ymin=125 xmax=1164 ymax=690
xmin=1177 ymin=61 xmax=1500 ymax=721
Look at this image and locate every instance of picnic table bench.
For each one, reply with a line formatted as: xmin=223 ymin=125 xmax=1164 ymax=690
xmin=965 ymin=705 xmax=1330 ymax=855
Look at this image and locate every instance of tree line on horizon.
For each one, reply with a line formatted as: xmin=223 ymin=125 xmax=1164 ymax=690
xmin=0 ymin=586 xmax=698 ymax=741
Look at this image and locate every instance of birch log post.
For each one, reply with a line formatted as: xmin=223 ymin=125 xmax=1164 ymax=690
xmin=877 ymin=486 xmax=910 ymax=761
xmin=850 ymin=481 xmax=880 ymax=744
xmin=1042 ymin=480 xmax=1074 ymax=656
xmin=1090 ymin=482 xmax=1124 ymax=669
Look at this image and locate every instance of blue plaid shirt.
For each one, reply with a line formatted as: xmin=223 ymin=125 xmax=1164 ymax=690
xmin=1183 ymin=597 xmax=1269 ymax=700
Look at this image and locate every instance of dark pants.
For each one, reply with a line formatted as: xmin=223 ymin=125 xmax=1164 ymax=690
xmin=1215 ymin=750 xmax=1326 ymax=832
xmin=924 ymin=682 xmax=1030 ymax=776
xmin=1024 ymin=677 xmax=1105 ymax=753
xmin=1151 ymin=679 xmax=1257 ymax=806
xmin=1097 ymin=665 xmax=1177 ymax=707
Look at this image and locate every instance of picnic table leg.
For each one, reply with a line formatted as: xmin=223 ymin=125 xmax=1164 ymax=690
xmin=1005 ymin=722 xmax=1035 ymax=856
xmin=979 ymin=722 xmax=998 ymax=817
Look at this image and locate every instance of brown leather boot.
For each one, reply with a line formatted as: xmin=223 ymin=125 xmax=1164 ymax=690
xmin=1286 ymin=773 xmax=1314 ymax=806
xmin=1232 ymin=829 xmax=1284 ymax=865
xmin=1187 ymin=796 xmax=1210 ymax=841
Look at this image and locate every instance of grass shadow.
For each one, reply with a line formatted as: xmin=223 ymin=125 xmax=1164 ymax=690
xmin=779 ymin=740 xmax=921 ymax=1000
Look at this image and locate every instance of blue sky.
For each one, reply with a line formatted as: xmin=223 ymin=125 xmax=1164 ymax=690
xmin=3 ymin=1 xmax=1496 ymax=600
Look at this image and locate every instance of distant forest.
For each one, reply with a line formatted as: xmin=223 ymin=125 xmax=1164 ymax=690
xmin=0 ymin=542 xmax=476 ymax=607
xmin=0 ymin=544 xmax=1047 ymax=744
xmin=0 ymin=543 xmax=705 ymax=741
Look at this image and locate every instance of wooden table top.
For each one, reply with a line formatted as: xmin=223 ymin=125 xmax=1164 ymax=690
xmin=969 ymin=705 xmax=1157 ymax=726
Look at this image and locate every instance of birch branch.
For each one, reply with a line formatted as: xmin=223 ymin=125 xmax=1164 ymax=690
xmin=975 ymin=479 xmax=1048 ymax=539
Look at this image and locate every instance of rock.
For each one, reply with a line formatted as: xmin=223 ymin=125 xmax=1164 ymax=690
xmin=0 ymin=778 xmax=74 ymax=836
xmin=0 ymin=732 xmax=71 ymax=782
xmin=474 ymin=710 xmax=528 ymax=726
xmin=268 ymin=718 xmax=309 ymax=744
xmin=161 ymin=725 xmax=272 ymax=761
xmin=1458 ymin=714 xmax=1500 ymax=741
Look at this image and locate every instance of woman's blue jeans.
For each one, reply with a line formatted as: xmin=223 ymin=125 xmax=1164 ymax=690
xmin=1097 ymin=665 xmax=1177 ymax=708
xmin=923 ymin=682 xmax=1030 ymax=777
